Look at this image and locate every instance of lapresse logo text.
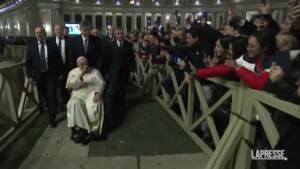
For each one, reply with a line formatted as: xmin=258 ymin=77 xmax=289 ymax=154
xmin=251 ymin=150 xmax=288 ymax=161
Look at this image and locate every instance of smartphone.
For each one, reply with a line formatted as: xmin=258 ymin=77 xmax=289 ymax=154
xmin=173 ymin=57 xmax=182 ymax=64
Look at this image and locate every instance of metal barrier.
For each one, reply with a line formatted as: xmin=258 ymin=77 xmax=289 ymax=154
xmin=133 ymin=57 xmax=300 ymax=169
xmin=0 ymin=45 xmax=39 ymax=152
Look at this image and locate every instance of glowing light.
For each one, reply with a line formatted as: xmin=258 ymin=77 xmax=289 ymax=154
xmin=115 ymin=0 xmax=121 ymax=5
xmin=75 ymin=0 xmax=80 ymax=3
xmin=174 ymin=0 xmax=180 ymax=6
xmin=129 ymin=0 xmax=134 ymax=4
xmin=166 ymin=15 xmax=170 ymax=20
xmin=194 ymin=0 xmax=200 ymax=5
xmin=96 ymin=1 xmax=101 ymax=5
xmin=0 ymin=0 xmax=26 ymax=13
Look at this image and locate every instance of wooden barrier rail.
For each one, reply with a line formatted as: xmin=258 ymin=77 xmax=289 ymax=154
xmin=0 ymin=45 xmax=39 ymax=152
xmin=132 ymin=57 xmax=300 ymax=169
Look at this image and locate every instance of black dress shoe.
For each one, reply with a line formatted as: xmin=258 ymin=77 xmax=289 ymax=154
xmin=81 ymin=134 xmax=91 ymax=145
xmin=49 ymin=121 xmax=57 ymax=128
xmin=70 ymin=133 xmax=79 ymax=141
xmin=73 ymin=135 xmax=82 ymax=143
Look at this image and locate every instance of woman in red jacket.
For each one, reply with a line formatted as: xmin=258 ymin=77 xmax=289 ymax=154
xmin=195 ymin=36 xmax=248 ymax=78
xmin=230 ymin=30 xmax=278 ymax=90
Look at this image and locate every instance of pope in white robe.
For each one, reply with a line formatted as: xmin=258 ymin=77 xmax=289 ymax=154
xmin=66 ymin=56 xmax=106 ymax=134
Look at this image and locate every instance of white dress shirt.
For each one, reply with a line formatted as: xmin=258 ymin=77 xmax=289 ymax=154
xmin=117 ymin=40 xmax=123 ymax=47
xmin=82 ymin=35 xmax=89 ymax=53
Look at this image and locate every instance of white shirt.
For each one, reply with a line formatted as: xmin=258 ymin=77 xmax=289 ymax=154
xmin=38 ymin=40 xmax=48 ymax=69
xmin=82 ymin=35 xmax=88 ymax=46
xmin=117 ymin=40 xmax=123 ymax=47
xmin=56 ymin=36 xmax=66 ymax=63
xmin=82 ymin=35 xmax=89 ymax=53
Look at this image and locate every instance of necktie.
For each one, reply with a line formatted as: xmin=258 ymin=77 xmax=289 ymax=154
xmin=84 ymin=39 xmax=88 ymax=54
xmin=39 ymin=42 xmax=47 ymax=72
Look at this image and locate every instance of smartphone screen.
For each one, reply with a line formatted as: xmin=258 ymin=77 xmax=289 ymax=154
xmin=174 ymin=57 xmax=182 ymax=64
xmin=176 ymin=58 xmax=182 ymax=64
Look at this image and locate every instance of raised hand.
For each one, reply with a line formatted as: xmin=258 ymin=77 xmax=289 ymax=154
xmin=224 ymin=58 xmax=239 ymax=70
xmin=260 ymin=3 xmax=271 ymax=14
xmin=269 ymin=62 xmax=285 ymax=82
xmin=184 ymin=72 xmax=193 ymax=85
xmin=93 ymin=92 xmax=102 ymax=103
xmin=203 ymin=56 xmax=215 ymax=67
xmin=292 ymin=5 xmax=300 ymax=20
xmin=288 ymin=0 xmax=298 ymax=9
xmin=228 ymin=6 xmax=239 ymax=18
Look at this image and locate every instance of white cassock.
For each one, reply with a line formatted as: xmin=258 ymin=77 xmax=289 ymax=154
xmin=66 ymin=67 xmax=105 ymax=134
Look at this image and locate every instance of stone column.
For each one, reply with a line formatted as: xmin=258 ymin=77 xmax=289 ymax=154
xmin=92 ymin=14 xmax=96 ymax=28
xmin=102 ymin=13 xmax=106 ymax=34
xmin=132 ymin=13 xmax=136 ymax=30
xmin=122 ymin=14 xmax=126 ymax=33
xmin=71 ymin=12 xmax=75 ymax=23
xmin=161 ymin=13 xmax=166 ymax=28
xmin=151 ymin=13 xmax=155 ymax=25
xmin=112 ymin=13 xmax=116 ymax=28
xmin=141 ymin=13 xmax=146 ymax=31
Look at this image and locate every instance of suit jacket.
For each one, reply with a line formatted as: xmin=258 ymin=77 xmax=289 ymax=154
xmin=69 ymin=35 xmax=103 ymax=69
xmin=25 ymin=39 xmax=63 ymax=82
xmin=108 ymin=40 xmax=134 ymax=92
xmin=102 ymin=34 xmax=114 ymax=43
xmin=48 ymin=36 xmax=72 ymax=73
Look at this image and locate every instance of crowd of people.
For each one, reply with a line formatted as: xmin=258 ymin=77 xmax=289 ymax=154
xmin=21 ymin=1 xmax=300 ymax=168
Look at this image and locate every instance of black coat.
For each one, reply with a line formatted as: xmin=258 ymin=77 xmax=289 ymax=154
xmin=108 ymin=40 xmax=134 ymax=92
xmin=48 ymin=36 xmax=72 ymax=72
xmin=102 ymin=34 xmax=114 ymax=43
xmin=69 ymin=35 xmax=102 ymax=69
xmin=25 ymin=39 xmax=63 ymax=82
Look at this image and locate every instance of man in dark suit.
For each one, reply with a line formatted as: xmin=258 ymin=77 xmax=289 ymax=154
xmin=49 ymin=24 xmax=71 ymax=104
xmin=105 ymin=27 xmax=134 ymax=130
xmin=102 ymin=25 xmax=114 ymax=42
xmin=25 ymin=26 xmax=63 ymax=127
xmin=69 ymin=20 xmax=104 ymax=71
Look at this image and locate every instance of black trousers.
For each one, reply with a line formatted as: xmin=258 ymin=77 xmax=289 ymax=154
xmin=59 ymin=73 xmax=70 ymax=104
xmin=37 ymin=72 xmax=59 ymax=123
xmin=104 ymin=84 xmax=127 ymax=131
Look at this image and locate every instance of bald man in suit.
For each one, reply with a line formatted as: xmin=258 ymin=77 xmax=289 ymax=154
xmin=26 ymin=26 xmax=63 ymax=127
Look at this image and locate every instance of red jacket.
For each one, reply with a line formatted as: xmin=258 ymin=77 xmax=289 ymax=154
xmin=196 ymin=64 xmax=234 ymax=78
xmin=236 ymin=57 xmax=271 ymax=90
